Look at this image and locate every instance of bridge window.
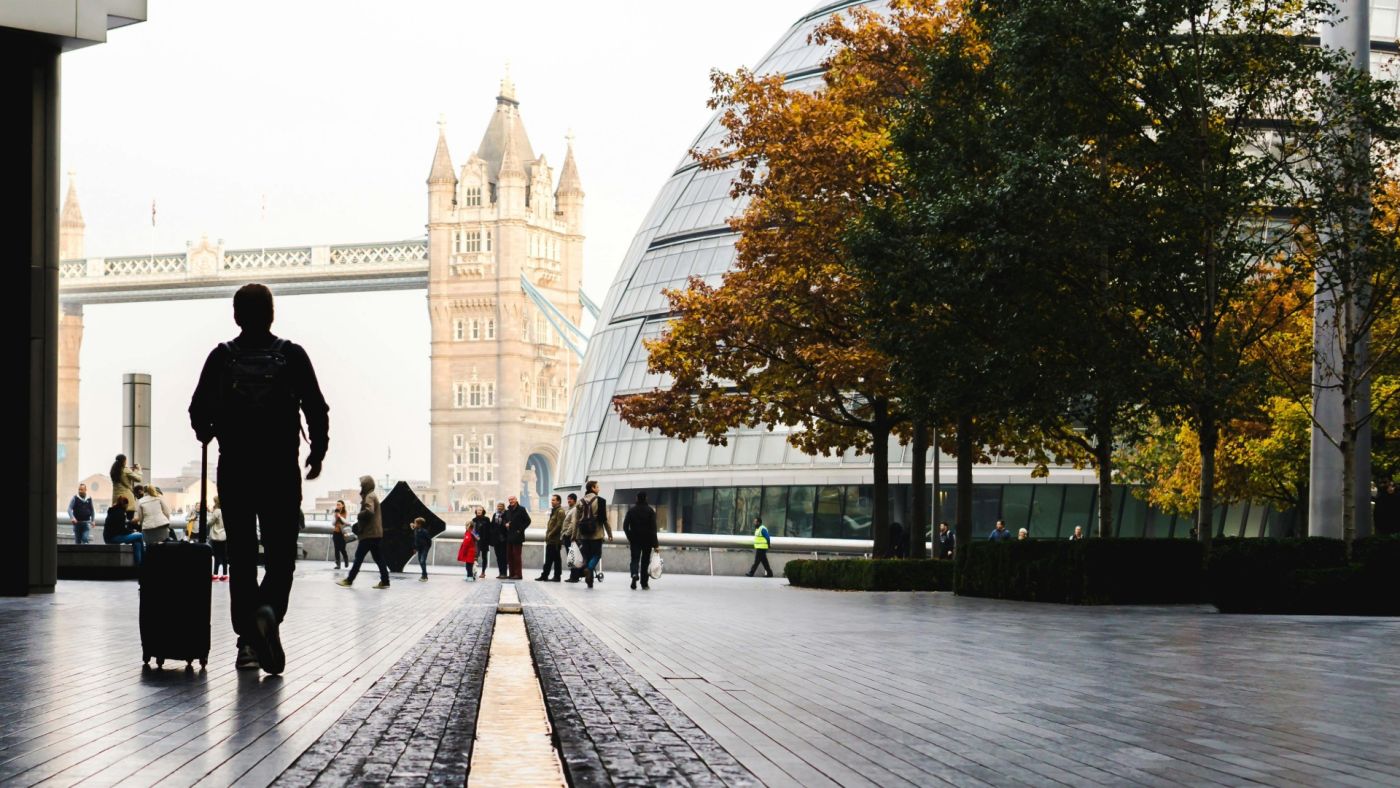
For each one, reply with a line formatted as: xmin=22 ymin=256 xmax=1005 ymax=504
xmin=454 ymin=383 xmax=467 ymax=408
xmin=464 ymin=186 xmax=482 ymax=207
xmin=469 ymin=383 xmax=483 ymax=408
xmin=469 ymin=444 xmax=481 ymax=465
xmin=469 ymin=319 xmax=481 ymax=341
xmin=454 ymin=433 xmax=465 ymax=450
xmin=453 ymin=232 xmax=463 ymax=254
xmin=453 ymin=467 xmax=464 ymax=484
xmin=485 ymin=231 xmax=492 ymax=252
xmin=465 ymin=231 xmax=481 ymax=253
xmin=484 ymin=434 xmax=494 ymax=449
xmin=453 ymin=319 xmax=465 ymax=341
xmin=485 ymin=319 xmax=496 ymax=340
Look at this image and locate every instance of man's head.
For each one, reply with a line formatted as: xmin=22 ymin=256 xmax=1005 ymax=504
xmin=1073 ymin=525 xmax=1084 ymax=538
xmin=938 ymin=522 xmax=949 ymax=534
xmin=1017 ymin=528 xmax=1028 ymax=540
xmin=994 ymin=520 xmax=1006 ymax=531
xmin=412 ymin=517 xmax=425 ymax=529
xmin=507 ymin=496 xmax=518 ymax=508
xmin=567 ymin=493 xmax=577 ymax=504
xmin=636 ymin=492 xmax=647 ymax=504
xmin=496 ymin=502 xmax=506 ymax=512
xmin=78 ymin=483 xmax=87 ymax=496
xmin=753 ymin=516 xmax=762 ymax=526
xmin=233 ymin=283 xmax=275 ymax=332
xmin=586 ymin=479 xmax=598 ymax=494
xmin=551 ymin=494 xmax=561 ymax=507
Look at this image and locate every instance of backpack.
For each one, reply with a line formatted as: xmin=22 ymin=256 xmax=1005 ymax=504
xmin=219 ymin=339 xmax=295 ymax=422
xmin=577 ymin=498 xmax=599 ymax=538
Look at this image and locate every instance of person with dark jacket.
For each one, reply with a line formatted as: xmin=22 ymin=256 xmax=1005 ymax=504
xmin=622 ymin=492 xmax=659 ymax=590
xmin=890 ymin=521 xmax=907 ymax=559
xmin=102 ymin=496 xmax=145 ymax=566
xmin=936 ymin=522 xmax=955 ymax=559
xmin=505 ymin=496 xmax=531 ymax=579
xmin=562 ymin=493 xmax=583 ymax=582
xmin=412 ymin=517 xmax=433 ymax=581
xmin=471 ymin=506 xmax=494 ymax=578
xmin=339 ymin=475 xmax=388 ymax=589
xmin=490 ymin=503 xmax=509 ymax=578
xmin=537 ymin=495 xmax=565 ymax=582
xmin=68 ymin=483 xmax=95 ymax=544
xmin=189 ymin=283 xmax=329 ymax=676
xmin=577 ymin=481 xmax=612 ymax=589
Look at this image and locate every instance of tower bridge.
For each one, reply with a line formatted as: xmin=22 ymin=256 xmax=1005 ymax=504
xmin=57 ymin=77 xmax=589 ymax=519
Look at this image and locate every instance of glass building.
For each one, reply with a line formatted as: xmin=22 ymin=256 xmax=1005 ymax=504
xmin=558 ymin=0 xmax=1400 ymax=539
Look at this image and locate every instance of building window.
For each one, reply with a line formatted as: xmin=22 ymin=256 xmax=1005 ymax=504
xmin=469 ymin=444 xmax=481 ymax=465
xmin=484 ymin=434 xmax=494 ymax=449
xmin=453 ymin=433 xmax=465 ymax=450
xmin=465 ymin=231 xmax=481 ymax=253
xmin=469 ymin=383 xmax=483 ymax=408
xmin=464 ymin=186 xmax=481 ymax=207
xmin=485 ymin=230 xmax=493 ymax=252
xmin=453 ymin=232 xmax=462 ymax=254
xmin=454 ymin=383 xmax=467 ymax=408
xmin=453 ymin=319 xmax=465 ymax=341
xmin=486 ymin=383 xmax=496 ymax=406
xmin=469 ymin=318 xmax=481 ymax=341
xmin=485 ymin=319 xmax=496 ymax=340
xmin=452 ymin=467 xmax=464 ymax=484
xmin=469 ymin=468 xmax=481 ymax=482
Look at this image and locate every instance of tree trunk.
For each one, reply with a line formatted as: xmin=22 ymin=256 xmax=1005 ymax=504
xmin=1094 ymin=403 xmax=1115 ymax=539
xmin=909 ymin=422 xmax=929 ymax=558
xmin=1197 ymin=412 xmax=1217 ymax=556
xmin=955 ymin=413 xmax=974 ymax=563
xmin=871 ymin=403 xmax=892 ymax=559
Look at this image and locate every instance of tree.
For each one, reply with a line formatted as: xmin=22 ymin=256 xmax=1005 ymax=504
xmin=612 ymin=1 xmax=948 ymax=557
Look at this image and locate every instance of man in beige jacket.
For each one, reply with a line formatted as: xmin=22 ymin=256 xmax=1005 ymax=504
xmin=338 ymin=476 xmax=389 ymax=589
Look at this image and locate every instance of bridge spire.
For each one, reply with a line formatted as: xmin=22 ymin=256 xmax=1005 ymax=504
xmin=427 ymin=117 xmax=456 ymax=186
xmin=60 ymin=172 xmax=85 ymax=261
xmin=557 ymin=133 xmax=583 ymax=198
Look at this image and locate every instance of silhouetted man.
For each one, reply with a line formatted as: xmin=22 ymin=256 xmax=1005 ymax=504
xmin=622 ymin=492 xmax=658 ymax=590
xmin=190 ymin=283 xmax=328 ymax=675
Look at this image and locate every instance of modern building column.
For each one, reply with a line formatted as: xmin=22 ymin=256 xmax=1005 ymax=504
xmin=3 ymin=28 xmax=62 ymax=595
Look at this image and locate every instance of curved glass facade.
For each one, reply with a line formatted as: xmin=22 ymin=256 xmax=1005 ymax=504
xmin=559 ymin=1 xmax=1397 ymax=533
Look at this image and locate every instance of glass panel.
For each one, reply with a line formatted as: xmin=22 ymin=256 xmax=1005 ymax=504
xmin=786 ymin=486 xmax=815 ymax=538
xmin=1221 ymin=503 xmax=1248 ymax=537
xmin=1119 ymin=495 xmax=1148 ymax=537
xmin=686 ymin=487 xmax=713 ymax=535
xmin=1028 ymin=486 xmax=1064 ymax=539
xmin=1061 ymin=486 xmax=1095 ymax=539
xmin=761 ymin=487 xmax=788 ymax=537
xmin=844 ymin=486 xmax=873 ymax=540
xmin=813 ymin=486 xmax=844 ymax=539
xmin=735 ymin=487 xmax=762 ymax=535
xmin=1246 ymin=504 xmax=1269 ymax=537
xmin=973 ymin=486 xmax=1003 ymax=534
xmin=713 ymin=488 xmax=737 ymax=536
xmin=1001 ymin=485 xmax=1034 ymax=532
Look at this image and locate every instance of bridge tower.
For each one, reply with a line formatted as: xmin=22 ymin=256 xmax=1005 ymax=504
xmin=57 ymin=175 xmax=85 ymax=508
xmin=426 ymin=75 xmax=584 ymax=517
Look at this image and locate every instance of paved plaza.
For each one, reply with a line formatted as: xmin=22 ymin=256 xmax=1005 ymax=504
xmin=0 ymin=564 xmax=1396 ymax=786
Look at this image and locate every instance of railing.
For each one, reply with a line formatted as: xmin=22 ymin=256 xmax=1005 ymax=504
xmin=223 ymin=247 xmax=312 ymax=270
xmin=103 ymin=254 xmax=186 ymax=277
xmin=328 ymin=241 xmax=427 ymax=266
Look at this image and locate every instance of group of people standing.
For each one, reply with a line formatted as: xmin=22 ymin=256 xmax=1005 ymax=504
xmin=464 ymin=496 xmax=535 ymax=580
xmin=86 ymin=455 xmax=230 ymax=576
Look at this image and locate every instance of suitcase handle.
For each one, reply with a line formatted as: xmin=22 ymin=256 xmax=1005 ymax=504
xmin=197 ymin=441 xmax=209 ymax=543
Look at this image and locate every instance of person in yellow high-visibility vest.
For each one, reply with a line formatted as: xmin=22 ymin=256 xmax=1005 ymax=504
xmin=745 ymin=516 xmax=773 ymax=578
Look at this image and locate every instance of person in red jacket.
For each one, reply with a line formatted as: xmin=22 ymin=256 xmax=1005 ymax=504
xmin=458 ymin=516 xmax=479 ymax=581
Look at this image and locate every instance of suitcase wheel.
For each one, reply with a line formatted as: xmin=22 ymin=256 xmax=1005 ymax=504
xmin=185 ymin=661 xmax=193 ymax=672
xmin=199 ymin=658 xmax=208 ymax=669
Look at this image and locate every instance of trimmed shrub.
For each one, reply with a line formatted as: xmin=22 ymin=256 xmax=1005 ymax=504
xmin=783 ymin=558 xmax=954 ymax=591
xmin=955 ymin=539 xmax=1204 ymax=605
xmin=1208 ymin=536 xmax=1400 ymax=614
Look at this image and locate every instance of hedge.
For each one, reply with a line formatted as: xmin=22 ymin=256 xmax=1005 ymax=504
xmin=783 ymin=558 xmax=955 ymax=591
xmin=1208 ymin=535 xmax=1400 ymax=615
xmin=955 ymin=539 xmax=1205 ymax=605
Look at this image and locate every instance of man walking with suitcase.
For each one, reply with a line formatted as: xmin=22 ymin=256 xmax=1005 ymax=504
xmin=189 ymin=284 xmax=329 ymax=675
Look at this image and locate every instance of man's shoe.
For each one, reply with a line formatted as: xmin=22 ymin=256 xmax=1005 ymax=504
xmin=642 ymin=583 xmax=650 ymax=590
xmin=235 ymin=644 xmax=260 ymax=671
xmin=253 ymin=605 xmax=285 ymax=675
xmin=419 ymin=576 xmax=428 ymax=582
xmin=550 ymin=577 xmax=561 ymax=582
xmin=534 ymin=575 xmax=548 ymax=581
xmin=373 ymin=581 xmax=390 ymax=589
xmin=631 ymin=577 xmax=637 ymax=590
xmin=337 ymin=578 xmax=353 ymax=588
xmin=565 ymin=578 xmax=581 ymax=583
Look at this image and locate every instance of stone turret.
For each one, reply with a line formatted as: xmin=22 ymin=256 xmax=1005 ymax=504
xmin=556 ymin=138 xmax=583 ymax=235
xmin=60 ymin=173 xmax=85 ymax=261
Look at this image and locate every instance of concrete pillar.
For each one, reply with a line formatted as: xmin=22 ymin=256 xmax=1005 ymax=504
xmin=123 ymin=373 xmax=152 ymax=473
xmin=56 ymin=302 xmax=83 ymax=509
xmin=1310 ymin=0 xmax=1373 ymax=539
xmin=3 ymin=28 xmax=61 ymax=595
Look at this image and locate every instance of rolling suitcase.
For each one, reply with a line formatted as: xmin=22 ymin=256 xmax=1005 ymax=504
xmin=140 ymin=443 xmax=212 ymax=669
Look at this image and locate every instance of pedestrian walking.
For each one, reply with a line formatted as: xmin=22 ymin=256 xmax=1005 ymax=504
xmin=936 ymin=522 xmax=955 ymax=559
xmin=562 ymin=493 xmax=583 ymax=583
xmin=622 ymin=492 xmax=658 ymax=590
xmin=490 ymin=503 xmax=509 ymax=578
xmin=339 ymin=476 xmax=389 ymax=590
xmin=890 ymin=521 xmax=907 ymax=558
xmin=209 ymin=496 xmax=228 ymax=580
xmin=989 ymin=520 xmax=1012 ymax=541
xmin=470 ymin=506 xmax=493 ymax=578
xmin=68 ymin=482 xmax=94 ymax=544
xmin=745 ymin=516 xmax=773 ymax=577
xmin=576 ymin=480 xmax=612 ymax=589
xmin=190 ymin=283 xmax=330 ymax=675
xmin=505 ymin=496 xmax=530 ymax=579
xmin=1068 ymin=525 xmax=1085 ymax=541
xmin=536 ymin=494 xmax=565 ymax=582
xmin=458 ymin=516 xmax=479 ymax=581
xmin=331 ymin=500 xmax=351 ymax=569
xmin=134 ymin=485 xmax=173 ymax=545
xmin=412 ymin=517 xmax=432 ymax=581
xmin=102 ymin=496 xmax=145 ymax=565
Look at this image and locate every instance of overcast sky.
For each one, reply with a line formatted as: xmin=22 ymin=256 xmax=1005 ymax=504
xmin=62 ymin=0 xmax=811 ymax=502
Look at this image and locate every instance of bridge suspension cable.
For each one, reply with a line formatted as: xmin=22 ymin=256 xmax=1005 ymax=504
xmin=520 ymin=275 xmax=589 ymax=360
xmin=579 ymin=289 xmax=601 ymax=320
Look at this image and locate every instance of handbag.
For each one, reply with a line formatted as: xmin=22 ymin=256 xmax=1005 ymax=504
xmin=567 ymin=542 xmax=583 ymax=569
xmin=648 ymin=550 xmax=664 ymax=580
xmin=343 ymin=531 xmax=358 ymax=544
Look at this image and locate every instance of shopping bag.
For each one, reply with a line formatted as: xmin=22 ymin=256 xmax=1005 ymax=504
xmin=567 ymin=542 xmax=583 ymax=569
xmin=648 ymin=550 xmax=663 ymax=580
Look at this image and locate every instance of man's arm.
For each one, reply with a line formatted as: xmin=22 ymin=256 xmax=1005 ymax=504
xmin=188 ymin=347 xmax=224 ymax=445
xmin=67 ymin=497 xmax=76 ymax=522
xmin=291 ymin=343 xmax=330 ymax=477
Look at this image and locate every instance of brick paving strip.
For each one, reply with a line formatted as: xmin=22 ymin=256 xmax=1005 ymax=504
xmin=517 ymin=583 xmax=760 ymax=787
xmin=274 ymin=579 xmax=497 ymax=787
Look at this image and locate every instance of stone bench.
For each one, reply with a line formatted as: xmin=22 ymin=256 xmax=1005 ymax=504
xmin=58 ymin=543 xmax=138 ymax=580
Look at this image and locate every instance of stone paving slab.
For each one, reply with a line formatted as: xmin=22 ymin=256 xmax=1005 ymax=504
xmin=273 ymin=579 xmax=496 ymax=787
xmin=518 ymin=584 xmax=759 ymax=787
xmin=535 ymin=574 xmax=1400 ymax=788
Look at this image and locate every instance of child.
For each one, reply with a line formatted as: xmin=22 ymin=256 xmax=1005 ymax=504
xmin=411 ymin=517 xmax=432 ymax=581
xmin=457 ymin=518 xmax=478 ymax=581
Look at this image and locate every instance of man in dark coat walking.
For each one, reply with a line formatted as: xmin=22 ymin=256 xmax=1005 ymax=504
xmin=489 ymin=502 xmax=509 ymax=578
xmin=505 ymin=495 xmax=531 ymax=579
xmin=622 ymin=492 xmax=659 ymax=590
xmin=189 ymin=283 xmax=329 ymax=675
